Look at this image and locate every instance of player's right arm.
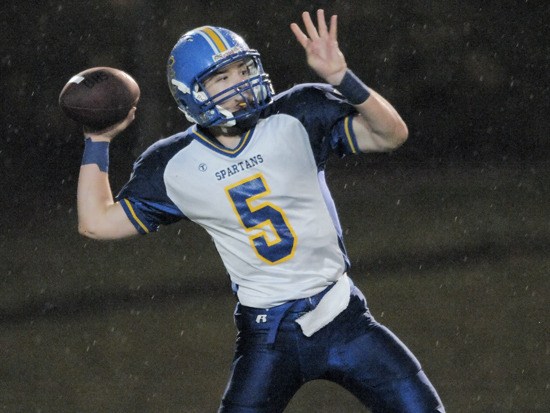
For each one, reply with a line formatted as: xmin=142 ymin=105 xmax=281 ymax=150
xmin=77 ymin=108 xmax=139 ymax=240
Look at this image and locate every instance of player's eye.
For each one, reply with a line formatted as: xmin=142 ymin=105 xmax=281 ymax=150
xmin=213 ymin=74 xmax=228 ymax=83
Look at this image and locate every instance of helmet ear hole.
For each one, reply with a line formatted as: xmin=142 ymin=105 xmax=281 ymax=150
xmin=176 ymin=99 xmax=197 ymax=124
xmin=181 ymin=109 xmax=197 ymax=124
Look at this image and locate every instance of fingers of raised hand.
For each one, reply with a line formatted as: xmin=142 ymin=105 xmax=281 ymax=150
xmin=302 ymin=11 xmax=319 ymax=39
xmin=328 ymin=14 xmax=338 ymax=41
xmin=290 ymin=22 xmax=308 ymax=48
xmin=316 ymin=9 xmax=329 ymax=37
xmin=293 ymin=10 xmax=337 ymax=41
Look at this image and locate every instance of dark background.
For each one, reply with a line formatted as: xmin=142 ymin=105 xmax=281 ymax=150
xmin=1 ymin=1 xmax=548 ymax=412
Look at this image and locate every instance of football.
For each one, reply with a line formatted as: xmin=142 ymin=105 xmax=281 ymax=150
xmin=59 ymin=66 xmax=140 ymax=131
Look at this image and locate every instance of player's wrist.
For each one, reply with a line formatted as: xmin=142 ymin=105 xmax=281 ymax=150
xmin=83 ymin=122 xmax=120 ymax=141
xmin=84 ymin=134 xmax=111 ymax=142
xmin=82 ymin=138 xmax=110 ymax=172
xmin=335 ymin=69 xmax=371 ymax=105
xmin=326 ymin=68 xmax=347 ymax=87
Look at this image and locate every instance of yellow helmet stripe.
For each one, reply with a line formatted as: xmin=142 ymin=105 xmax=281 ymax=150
xmin=199 ymin=26 xmax=228 ymax=53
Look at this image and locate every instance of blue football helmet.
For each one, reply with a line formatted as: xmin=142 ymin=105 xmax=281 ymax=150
xmin=167 ymin=26 xmax=274 ymax=129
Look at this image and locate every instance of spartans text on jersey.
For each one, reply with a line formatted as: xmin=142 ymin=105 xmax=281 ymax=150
xmin=215 ymin=154 xmax=264 ymax=181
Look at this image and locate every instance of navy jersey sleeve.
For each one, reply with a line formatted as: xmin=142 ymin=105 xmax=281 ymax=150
xmin=264 ymin=83 xmax=360 ymax=168
xmin=115 ymin=133 xmax=192 ymax=234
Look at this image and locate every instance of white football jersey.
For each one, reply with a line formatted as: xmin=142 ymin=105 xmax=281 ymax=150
xmin=117 ymin=84 xmax=361 ymax=308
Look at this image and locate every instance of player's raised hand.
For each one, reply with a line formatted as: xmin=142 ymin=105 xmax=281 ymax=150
xmin=290 ymin=9 xmax=348 ymax=86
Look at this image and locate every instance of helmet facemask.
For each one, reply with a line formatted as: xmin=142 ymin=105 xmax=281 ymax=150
xmin=171 ymin=52 xmax=273 ymax=129
xmin=197 ymin=56 xmax=272 ymax=128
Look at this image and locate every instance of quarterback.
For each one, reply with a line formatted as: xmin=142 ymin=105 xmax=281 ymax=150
xmin=76 ymin=9 xmax=444 ymax=413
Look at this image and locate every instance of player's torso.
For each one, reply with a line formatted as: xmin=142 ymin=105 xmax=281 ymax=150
xmin=164 ymin=114 xmax=346 ymax=307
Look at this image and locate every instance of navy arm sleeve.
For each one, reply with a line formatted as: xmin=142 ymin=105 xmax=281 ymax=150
xmin=265 ymin=83 xmax=360 ymax=168
xmin=115 ymin=133 xmax=192 ymax=234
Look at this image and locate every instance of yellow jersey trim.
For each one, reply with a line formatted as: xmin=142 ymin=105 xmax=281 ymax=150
xmin=344 ymin=116 xmax=358 ymax=154
xmin=193 ymin=129 xmax=252 ymax=155
xmin=123 ymin=199 xmax=150 ymax=233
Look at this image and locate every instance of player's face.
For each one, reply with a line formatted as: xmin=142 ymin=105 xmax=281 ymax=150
xmin=203 ymin=59 xmax=255 ymax=112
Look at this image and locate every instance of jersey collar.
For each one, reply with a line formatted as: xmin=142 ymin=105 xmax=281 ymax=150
xmin=191 ymin=125 xmax=255 ymax=157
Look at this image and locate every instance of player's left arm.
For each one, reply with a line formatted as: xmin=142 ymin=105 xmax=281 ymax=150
xmin=349 ymin=89 xmax=408 ymax=152
xmin=290 ymin=9 xmax=408 ymax=153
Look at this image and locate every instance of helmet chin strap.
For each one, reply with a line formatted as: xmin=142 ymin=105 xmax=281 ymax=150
xmin=217 ymin=106 xmax=237 ymax=127
xmin=215 ymin=125 xmax=245 ymax=136
xmin=214 ymin=109 xmax=260 ymax=135
xmin=234 ymin=111 xmax=261 ymax=133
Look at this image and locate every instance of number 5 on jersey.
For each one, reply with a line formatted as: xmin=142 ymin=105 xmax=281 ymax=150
xmin=225 ymin=173 xmax=297 ymax=265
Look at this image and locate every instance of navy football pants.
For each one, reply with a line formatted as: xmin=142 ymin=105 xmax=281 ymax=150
xmin=219 ymin=282 xmax=445 ymax=412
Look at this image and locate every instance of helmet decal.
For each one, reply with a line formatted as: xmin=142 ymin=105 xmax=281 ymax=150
xmin=213 ymin=45 xmax=246 ymax=62
xmin=171 ymin=78 xmax=190 ymax=94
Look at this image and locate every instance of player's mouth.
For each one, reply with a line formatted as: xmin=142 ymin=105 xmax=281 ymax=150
xmin=231 ymin=100 xmax=248 ymax=112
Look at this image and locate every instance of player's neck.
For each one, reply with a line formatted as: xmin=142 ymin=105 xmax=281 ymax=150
xmin=208 ymin=125 xmax=247 ymax=149
xmin=215 ymin=134 xmax=241 ymax=149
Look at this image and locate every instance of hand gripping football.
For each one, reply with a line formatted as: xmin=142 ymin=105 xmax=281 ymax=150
xmin=59 ymin=66 xmax=140 ymax=131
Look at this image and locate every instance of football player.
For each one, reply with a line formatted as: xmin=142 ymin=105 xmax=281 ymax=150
xmin=77 ymin=9 xmax=445 ymax=413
